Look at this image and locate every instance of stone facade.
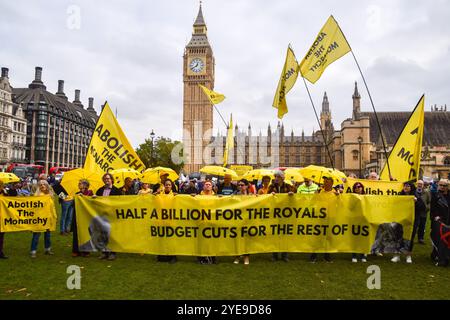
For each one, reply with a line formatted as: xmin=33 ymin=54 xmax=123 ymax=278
xmin=0 ymin=67 xmax=27 ymax=169
xmin=8 ymin=66 xmax=98 ymax=172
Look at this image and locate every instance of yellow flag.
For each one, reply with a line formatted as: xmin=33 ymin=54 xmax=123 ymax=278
xmin=380 ymin=95 xmax=425 ymax=182
xmin=272 ymin=46 xmax=299 ymax=119
xmin=223 ymin=114 xmax=233 ymax=167
xmin=299 ymin=15 xmax=351 ymax=84
xmin=199 ymin=84 xmax=225 ymax=105
xmin=83 ymin=102 xmax=146 ymax=175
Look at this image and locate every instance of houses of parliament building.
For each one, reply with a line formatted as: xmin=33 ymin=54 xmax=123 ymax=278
xmin=183 ymin=5 xmax=450 ymax=179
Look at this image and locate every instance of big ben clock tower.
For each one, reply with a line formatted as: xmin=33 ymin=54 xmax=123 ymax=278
xmin=183 ymin=3 xmax=215 ymax=174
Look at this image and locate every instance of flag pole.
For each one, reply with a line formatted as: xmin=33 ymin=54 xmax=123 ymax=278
xmin=213 ymin=104 xmax=229 ymax=128
xmin=300 ymin=75 xmax=335 ymax=169
xmin=333 ymin=16 xmax=392 ymax=178
xmin=349 ymin=50 xmax=391 ymax=178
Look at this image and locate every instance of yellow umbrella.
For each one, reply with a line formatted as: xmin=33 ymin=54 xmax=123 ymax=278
xmin=0 ymin=172 xmax=21 ymax=184
xmin=243 ymin=169 xmax=275 ymax=181
xmin=299 ymin=165 xmax=341 ymax=186
xmin=140 ymin=167 xmax=179 ymax=184
xmin=329 ymin=168 xmax=347 ymax=182
xmin=110 ymin=168 xmax=141 ymax=187
xmin=200 ymin=166 xmax=239 ymax=179
xmin=284 ymin=168 xmax=304 ymax=183
xmin=60 ymin=168 xmax=104 ymax=196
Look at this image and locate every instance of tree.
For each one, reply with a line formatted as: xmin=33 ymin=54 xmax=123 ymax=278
xmin=136 ymin=136 xmax=184 ymax=173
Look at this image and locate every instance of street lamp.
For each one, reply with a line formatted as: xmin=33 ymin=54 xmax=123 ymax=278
xmin=358 ymin=136 xmax=363 ymax=178
xmin=150 ymin=129 xmax=155 ymax=167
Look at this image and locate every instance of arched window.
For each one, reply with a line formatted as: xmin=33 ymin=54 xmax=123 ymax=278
xmin=444 ymin=156 xmax=450 ymax=165
xmin=352 ymin=150 xmax=359 ymax=161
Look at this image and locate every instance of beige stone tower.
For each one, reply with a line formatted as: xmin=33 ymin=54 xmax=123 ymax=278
xmin=182 ymin=4 xmax=215 ymax=174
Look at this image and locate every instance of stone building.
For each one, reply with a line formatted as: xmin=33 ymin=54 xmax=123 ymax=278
xmin=9 ymin=66 xmax=98 ymax=171
xmin=0 ymin=67 xmax=27 ymax=170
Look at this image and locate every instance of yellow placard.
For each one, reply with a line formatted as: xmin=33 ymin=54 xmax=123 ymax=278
xmin=272 ymin=46 xmax=299 ymax=119
xmin=299 ymin=15 xmax=351 ymax=84
xmin=344 ymin=178 xmax=404 ymax=195
xmin=380 ymin=96 xmax=425 ymax=182
xmin=83 ymin=102 xmax=146 ymax=174
xmin=75 ymin=194 xmax=414 ymax=255
xmin=0 ymin=196 xmax=57 ymax=232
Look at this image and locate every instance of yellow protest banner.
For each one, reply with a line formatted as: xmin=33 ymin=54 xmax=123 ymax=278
xmin=0 ymin=196 xmax=56 ymax=232
xmin=83 ymin=102 xmax=146 ymax=174
xmin=199 ymin=84 xmax=226 ymax=105
xmin=299 ymin=15 xmax=351 ymax=84
xmin=380 ymin=95 xmax=425 ymax=182
xmin=75 ymin=194 xmax=414 ymax=255
xmin=272 ymin=46 xmax=299 ymax=119
xmin=223 ymin=114 xmax=233 ymax=167
xmin=344 ymin=178 xmax=404 ymax=195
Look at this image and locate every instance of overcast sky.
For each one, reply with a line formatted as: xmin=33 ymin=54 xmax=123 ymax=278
xmin=1 ymin=0 xmax=449 ymax=147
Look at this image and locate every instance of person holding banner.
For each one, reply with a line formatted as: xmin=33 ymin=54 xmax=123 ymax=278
xmin=196 ymin=180 xmax=217 ymax=265
xmin=257 ymin=176 xmax=271 ymax=195
xmin=156 ymin=179 xmax=178 ymax=264
xmin=310 ymin=176 xmax=338 ymax=263
xmin=138 ymin=182 xmax=152 ymax=195
xmin=297 ymin=178 xmax=319 ymax=194
xmin=30 ymin=180 xmax=54 ymax=258
xmin=233 ymin=179 xmax=252 ymax=265
xmin=430 ymin=179 xmax=450 ymax=267
xmin=217 ymin=174 xmax=236 ymax=196
xmin=0 ymin=181 xmax=8 ymax=259
xmin=416 ymin=180 xmax=431 ymax=244
xmin=391 ymin=182 xmax=425 ymax=264
xmin=72 ymin=180 xmax=93 ymax=257
xmin=121 ymin=177 xmax=138 ymax=195
xmin=351 ymin=182 xmax=368 ymax=263
xmin=95 ymin=173 xmax=121 ymax=261
xmin=269 ymin=171 xmax=293 ymax=262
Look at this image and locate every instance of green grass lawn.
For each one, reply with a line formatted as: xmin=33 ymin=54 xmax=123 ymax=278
xmin=0 ymin=203 xmax=448 ymax=300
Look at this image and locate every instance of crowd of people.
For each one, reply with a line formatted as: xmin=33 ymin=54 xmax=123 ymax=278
xmin=0 ymin=170 xmax=448 ymax=268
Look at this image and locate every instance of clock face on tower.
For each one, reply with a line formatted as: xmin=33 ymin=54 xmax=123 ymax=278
xmin=189 ymin=58 xmax=204 ymax=73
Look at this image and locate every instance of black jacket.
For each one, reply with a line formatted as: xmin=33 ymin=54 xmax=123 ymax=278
xmin=431 ymin=192 xmax=450 ymax=225
xmin=96 ymin=185 xmax=122 ymax=196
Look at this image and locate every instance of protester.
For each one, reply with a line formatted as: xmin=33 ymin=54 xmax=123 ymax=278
xmin=310 ymin=176 xmax=338 ymax=263
xmin=196 ymin=180 xmax=217 ymax=265
xmin=390 ymin=182 xmax=425 ymax=264
xmin=297 ymin=177 xmax=319 ymax=194
xmin=367 ymin=172 xmax=379 ymax=181
xmin=0 ymin=181 xmax=9 ymax=259
xmin=95 ymin=173 xmax=121 ymax=260
xmin=156 ymin=179 xmax=177 ymax=264
xmin=257 ymin=176 xmax=271 ymax=195
xmin=47 ymin=172 xmax=57 ymax=187
xmin=153 ymin=172 xmax=178 ymax=194
xmin=200 ymin=180 xmax=215 ymax=196
xmin=183 ymin=179 xmax=198 ymax=195
xmin=269 ymin=170 xmax=293 ymax=262
xmin=72 ymin=179 xmax=93 ymax=257
xmin=138 ymin=182 xmax=152 ymax=195
xmin=30 ymin=180 xmax=55 ymax=258
xmin=217 ymin=174 xmax=236 ymax=195
xmin=350 ymin=182 xmax=368 ymax=263
xmin=430 ymin=179 xmax=450 ymax=267
xmin=121 ymin=177 xmax=137 ymax=195
xmin=416 ymin=180 xmax=431 ymax=244
xmin=233 ymin=179 xmax=251 ymax=265
xmin=57 ymin=182 xmax=74 ymax=236
xmin=6 ymin=182 xmax=19 ymax=196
